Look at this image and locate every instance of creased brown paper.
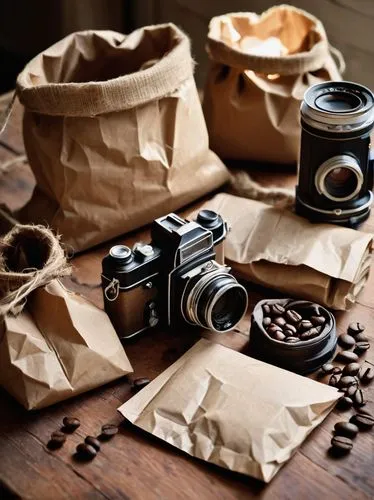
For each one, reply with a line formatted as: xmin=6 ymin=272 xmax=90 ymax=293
xmin=0 ymin=280 xmax=132 ymax=409
xmin=16 ymin=24 xmax=229 ymax=252
xmin=203 ymin=5 xmax=343 ymax=163
xmin=119 ymin=339 xmax=339 ymax=482
xmin=199 ymin=194 xmax=373 ymax=310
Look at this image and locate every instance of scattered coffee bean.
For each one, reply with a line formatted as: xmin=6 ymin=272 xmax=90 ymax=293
xmin=338 ymin=376 xmax=357 ymax=389
xmin=329 ymin=374 xmax=339 ymax=387
xmin=331 ymin=435 xmax=353 ymax=454
xmin=262 ymin=304 xmax=271 ymax=315
xmin=47 ymin=431 xmax=66 ymax=450
xmin=337 ymin=351 xmax=359 ymax=363
xmin=342 ymin=363 xmax=360 ymax=377
xmin=350 ymin=412 xmax=374 ymax=430
xmin=355 ymin=333 xmax=368 ymax=342
xmin=334 ymin=421 xmax=359 ymax=439
xmin=85 ymin=436 xmax=101 ymax=451
xmin=284 ymin=329 xmax=295 ymax=337
xmin=285 ymin=336 xmax=300 ymax=343
xmin=359 ymin=367 xmax=374 ymax=384
xmin=273 ymin=331 xmax=286 ymax=341
xmin=338 ymin=334 xmax=356 ymax=349
xmin=132 ymin=378 xmax=151 ymax=393
xmin=263 ymin=317 xmax=272 ymax=327
xmin=270 ymin=304 xmax=285 ymax=316
xmin=310 ymin=315 xmax=326 ymax=326
xmin=300 ymin=328 xmax=320 ymax=340
xmin=284 ymin=323 xmax=297 ymax=334
xmin=337 ymin=396 xmax=353 ymax=410
xmin=332 ymin=366 xmax=342 ymax=375
xmin=62 ymin=417 xmax=80 ymax=433
xmin=345 ymin=385 xmax=357 ymax=398
xmin=273 ymin=316 xmax=287 ymax=327
xmin=76 ymin=443 xmax=97 ymax=460
xmin=321 ymin=363 xmax=334 ymax=375
xmin=100 ymin=424 xmax=119 ymax=440
xmin=353 ymin=389 xmax=366 ymax=407
xmin=298 ymin=320 xmax=314 ymax=331
xmin=354 ymin=342 xmax=370 ymax=355
xmin=285 ymin=310 xmax=302 ymax=324
xmin=348 ymin=322 xmax=365 ymax=336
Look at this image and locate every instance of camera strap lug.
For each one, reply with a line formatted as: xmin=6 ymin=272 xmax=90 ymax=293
xmin=104 ymin=278 xmax=120 ymax=302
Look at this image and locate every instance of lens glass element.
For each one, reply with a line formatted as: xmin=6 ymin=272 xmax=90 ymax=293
xmin=315 ymin=92 xmax=362 ymax=113
xmin=324 ymin=167 xmax=358 ymax=199
xmin=210 ymin=287 xmax=247 ymax=331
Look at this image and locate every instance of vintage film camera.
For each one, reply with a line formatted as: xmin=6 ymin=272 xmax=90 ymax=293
xmin=296 ymin=81 xmax=374 ymax=227
xmin=101 ymin=210 xmax=248 ymax=339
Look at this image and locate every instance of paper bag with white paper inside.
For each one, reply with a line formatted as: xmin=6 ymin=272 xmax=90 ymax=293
xmin=119 ymin=339 xmax=339 ymax=482
xmin=199 ymin=193 xmax=373 ymax=310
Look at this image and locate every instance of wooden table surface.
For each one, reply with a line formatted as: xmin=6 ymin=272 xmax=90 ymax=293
xmin=0 ymin=95 xmax=373 ymax=500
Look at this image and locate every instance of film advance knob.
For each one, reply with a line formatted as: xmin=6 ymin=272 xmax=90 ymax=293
xmin=196 ymin=209 xmax=218 ymax=228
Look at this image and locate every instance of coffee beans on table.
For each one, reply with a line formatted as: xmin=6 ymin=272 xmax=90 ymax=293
xmin=355 ymin=333 xmax=368 ymax=342
xmin=336 ymin=350 xmax=359 ymax=363
xmin=76 ymin=443 xmax=97 ymax=460
xmin=353 ymin=389 xmax=366 ymax=407
xmin=62 ymin=417 xmax=80 ymax=433
xmin=354 ymin=342 xmax=370 ymax=355
xmin=334 ymin=421 xmax=359 ymax=438
xmin=331 ymin=435 xmax=353 ymax=453
xmin=85 ymin=436 xmax=101 ymax=451
xmin=359 ymin=367 xmax=374 ymax=384
xmin=338 ymin=376 xmax=357 ymax=389
xmin=321 ymin=363 xmax=334 ymax=374
xmin=348 ymin=322 xmax=365 ymax=336
xmin=329 ymin=374 xmax=339 ymax=387
xmin=47 ymin=431 xmax=67 ymax=450
xmin=350 ymin=412 xmax=374 ymax=430
xmin=342 ymin=363 xmax=360 ymax=377
xmin=337 ymin=396 xmax=353 ymax=410
xmin=338 ymin=334 xmax=356 ymax=349
xmin=100 ymin=423 xmax=119 ymax=440
xmin=132 ymin=378 xmax=151 ymax=393
xmin=345 ymin=385 xmax=357 ymax=398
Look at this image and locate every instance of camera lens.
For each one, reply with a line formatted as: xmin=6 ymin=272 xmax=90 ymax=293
xmin=315 ymin=92 xmax=362 ymax=113
xmin=315 ymin=155 xmax=363 ymax=202
xmin=324 ymin=168 xmax=358 ymax=198
xmin=184 ymin=271 xmax=248 ymax=333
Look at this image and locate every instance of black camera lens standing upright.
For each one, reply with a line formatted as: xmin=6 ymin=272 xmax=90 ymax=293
xmin=296 ymin=81 xmax=374 ymax=227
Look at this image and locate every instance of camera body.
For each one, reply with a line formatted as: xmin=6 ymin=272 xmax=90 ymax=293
xmin=102 ymin=210 xmax=248 ymax=339
xmin=296 ymin=81 xmax=374 ymax=227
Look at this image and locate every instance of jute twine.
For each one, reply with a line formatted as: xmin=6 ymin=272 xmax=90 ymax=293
xmin=0 ymin=224 xmax=71 ymax=316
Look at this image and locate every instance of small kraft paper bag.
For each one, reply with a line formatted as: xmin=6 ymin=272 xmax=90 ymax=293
xmin=203 ymin=5 xmax=344 ymax=163
xmin=0 ymin=225 xmax=132 ymax=410
xmin=16 ymin=24 xmax=229 ymax=252
xmin=200 ymin=194 xmax=373 ymax=310
xmin=119 ymin=339 xmax=339 ymax=482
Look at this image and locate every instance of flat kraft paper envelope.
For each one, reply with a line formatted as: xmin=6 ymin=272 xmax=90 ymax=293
xmin=119 ymin=339 xmax=339 ymax=482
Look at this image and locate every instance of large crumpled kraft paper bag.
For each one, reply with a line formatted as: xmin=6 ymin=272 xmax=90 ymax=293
xmin=16 ymin=25 xmax=229 ymax=251
xmin=199 ymin=194 xmax=373 ymax=310
xmin=0 ymin=280 xmax=132 ymax=409
xmin=119 ymin=339 xmax=339 ymax=482
xmin=203 ymin=6 xmax=343 ymax=163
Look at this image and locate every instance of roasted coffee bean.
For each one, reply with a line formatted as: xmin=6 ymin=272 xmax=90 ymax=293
xmin=334 ymin=421 xmax=359 ymax=438
xmin=62 ymin=417 xmax=80 ymax=433
xmin=309 ymin=304 xmax=321 ymax=316
xmin=298 ymin=320 xmax=313 ymax=331
xmin=76 ymin=443 xmax=97 ymax=460
xmin=284 ymin=323 xmax=297 ymax=334
xmin=85 ymin=436 xmax=101 ymax=451
xmin=331 ymin=435 xmax=353 ymax=453
xmin=132 ymin=378 xmax=151 ymax=393
xmin=332 ymin=366 xmax=342 ymax=375
xmin=350 ymin=412 xmax=374 ymax=430
xmin=300 ymin=328 xmax=320 ymax=340
xmin=348 ymin=322 xmax=365 ymax=336
xmin=285 ymin=310 xmax=302 ymax=324
xmin=338 ymin=334 xmax=356 ymax=349
xmin=284 ymin=329 xmax=296 ymax=337
xmin=338 ymin=376 xmax=357 ymax=389
xmin=270 ymin=304 xmax=285 ymax=316
xmin=353 ymin=389 xmax=366 ymax=407
xmin=100 ymin=424 xmax=119 ymax=440
xmin=337 ymin=396 xmax=353 ymax=410
xmin=47 ymin=431 xmax=67 ymax=450
xmin=359 ymin=367 xmax=374 ymax=384
xmin=354 ymin=342 xmax=370 ymax=355
xmin=273 ymin=331 xmax=286 ymax=341
xmin=263 ymin=317 xmax=272 ymax=327
xmin=337 ymin=351 xmax=359 ymax=363
xmin=310 ymin=315 xmax=326 ymax=326
xmin=342 ymin=363 xmax=360 ymax=377
xmin=285 ymin=336 xmax=300 ymax=343
xmin=329 ymin=374 xmax=339 ymax=387
xmin=273 ymin=316 xmax=287 ymax=327
xmin=321 ymin=363 xmax=334 ymax=375
xmin=262 ymin=304 xmax=271 ymax=315
xmin=355 ymin=333 xmax=368 ymax=342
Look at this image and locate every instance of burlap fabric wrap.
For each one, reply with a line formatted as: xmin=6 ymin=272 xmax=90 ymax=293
xmin=0 ymin=224 xmax=132 ymax=409
xmin=16 ymin=24 xmax=229 ymax=251
xmin=203 ymin=5 xmax=344 ymax=163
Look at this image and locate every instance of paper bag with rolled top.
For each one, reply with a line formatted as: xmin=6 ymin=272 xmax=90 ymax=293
xmin=119 ymin=339 xmax=339 ymax=482
xmin=198 ymin=193 xmax=373 ymax=310
xmin=0 ymin=224 xmax=132 ymax=410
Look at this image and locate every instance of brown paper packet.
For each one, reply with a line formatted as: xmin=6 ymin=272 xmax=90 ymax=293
xmin=0 ymin=280 xmax=132 ymax=409
xmin=119 ymin=339 xmax=339 ymax=482
xmin=199 ymin=194 xmax=373 ymax=310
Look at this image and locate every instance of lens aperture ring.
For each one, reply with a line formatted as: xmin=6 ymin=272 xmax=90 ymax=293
xmin=315 ymin=155 xmax=363 ymax=202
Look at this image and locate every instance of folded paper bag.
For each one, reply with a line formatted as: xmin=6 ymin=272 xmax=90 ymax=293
xmin=198 ymin=194 xmax=373 ymax=310
xmin=118 ymin=339 xmax=339 ymax=482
